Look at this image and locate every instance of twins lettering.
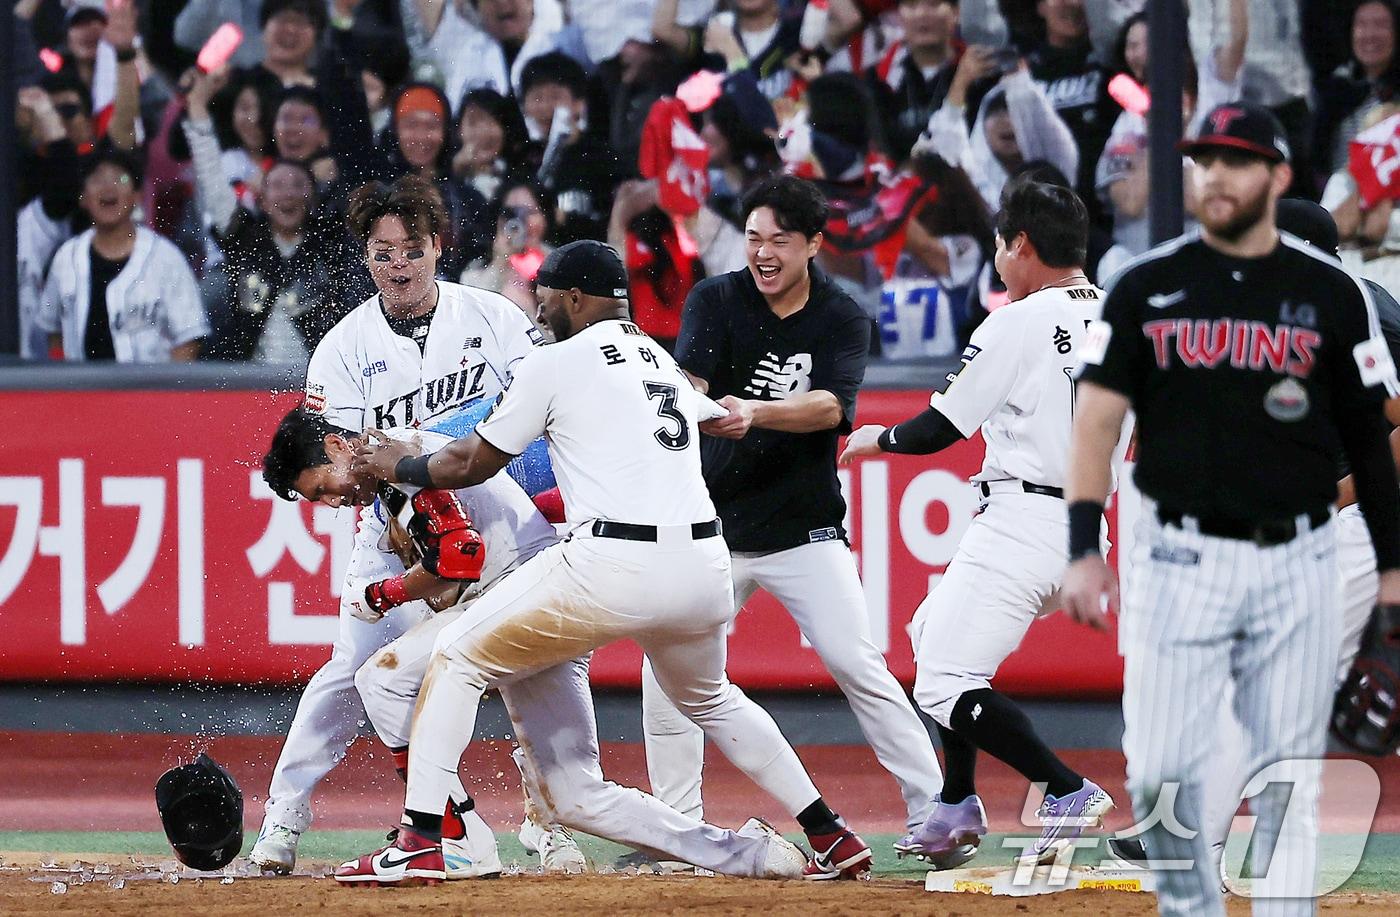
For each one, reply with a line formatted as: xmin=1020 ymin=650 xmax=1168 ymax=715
xmin=1143 ymin=319 xmax=1321 ymax=377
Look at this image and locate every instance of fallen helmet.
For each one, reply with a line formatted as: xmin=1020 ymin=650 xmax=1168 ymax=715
xmin=155 ymin=752 xmax=244 ymax=870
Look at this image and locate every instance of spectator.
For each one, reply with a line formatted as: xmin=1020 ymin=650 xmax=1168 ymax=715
xmin=183 ymin=66 xmax=370 ymax=361
xmin=1188 ymin=0 xmax=1313 ymax=196
xmin=921 ymin=59 xmax=1077 ymax=212
xmin=877 ymin=151 xmax=993 ymax=358
xmin=702 ymin=0 xmax=804 ymax=100
xmin=1095 ymin=0 xmax=1244 ymax=257
xmin=1315 ymin=0 xmax=1400 ymax=180
xmin=412 ymin=0 xmax=564 ymax=110
xmin=522 ymin=51 xmax=621 ymax=244
xmin=17 ymin=86 xmax=85 ymax=358
xmin=56 ymin=0 xmax=108 ymax=94
xmin=867 ymin=0 xmax=985 ymax=164
xmin=648 ymin=0 xmax=718 ymax=60
xmin=461 ymin=179 xmax=554 ymax=315
xmin=172 ymin=66 xmax=283 ymax=208
xmin=380 ymin=82 xmax=478 ymax=275
xmin=591 ymin=38 xmax=687 ymax=174
xmin=691 ymin=75 xmax=780 ymax=274
xmin=37 ymin=149 xmax=209 ymax=362
xmin=1323 ymin=104 xmax=1400 ymax=255
xmin=606 ymin=178 xmax=702 ymax=351
xmin=1023 ymin=0 xmax=1118 ymax=217
xmin=251 ymin=0 xmax=325 ymax=86
xmin=451 ymin=88 xmax=532 ymax=200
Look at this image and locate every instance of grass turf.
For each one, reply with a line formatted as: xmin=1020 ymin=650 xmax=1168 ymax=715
xmin=3 ymin=831 xmax=1399 ymax=890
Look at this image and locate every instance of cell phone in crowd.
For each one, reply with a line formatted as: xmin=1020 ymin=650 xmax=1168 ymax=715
xmin=503 ymin=206 xmax=532 ymax=253
xmin=197 ymin=23 xmax=245 ymax=73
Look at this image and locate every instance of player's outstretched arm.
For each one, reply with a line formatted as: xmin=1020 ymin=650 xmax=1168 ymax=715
xmin=703 ymin=391 xmax=844 ymax=439
xmin=353 ymin=429 xmax=515 ymax=490
xmin=839 ymin=407 xmax=966 ymax=464
xmin=1061 ymin=382 xmax=1130 ymax=631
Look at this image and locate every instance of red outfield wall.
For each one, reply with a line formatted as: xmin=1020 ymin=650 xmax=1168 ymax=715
xmin=0 ymin=389 xmax=1127 ymax=696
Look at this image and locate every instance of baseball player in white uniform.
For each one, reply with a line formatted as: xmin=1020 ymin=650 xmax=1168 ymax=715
xmin=842 ymin=178 xmax=1121 ymax=867
xmin=337 ymin=240 xmax=875 ymax=885
xmin=249 ymin=174 xmax=564 ymax=873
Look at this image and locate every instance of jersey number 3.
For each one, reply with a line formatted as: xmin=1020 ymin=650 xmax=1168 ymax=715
xmin=644 ymin=382 xmax=690 ymax=451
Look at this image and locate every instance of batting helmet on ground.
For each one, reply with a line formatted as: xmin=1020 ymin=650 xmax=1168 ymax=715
xmin=155 ymin=752 xmax=245 ymax=870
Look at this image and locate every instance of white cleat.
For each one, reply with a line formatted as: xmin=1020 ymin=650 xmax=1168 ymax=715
xmin=248 ymin=820 xmax=301 ymax=875
xmin=445 ymin=808 xmax=503 ymax=879
xmin=738 ymin=817 xmax=806 ymax=879
xmin=519 ymin=815 xmax=588 ymax=873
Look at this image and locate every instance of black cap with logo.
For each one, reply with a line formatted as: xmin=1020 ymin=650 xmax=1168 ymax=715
xmin=1179 ymin=102 xmax=1291 ymax=164
xmin=536 ymin=240 xmax=630 ymax=300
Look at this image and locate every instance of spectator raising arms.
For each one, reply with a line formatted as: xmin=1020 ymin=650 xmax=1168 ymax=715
xmin=183 ymin=66 xmax=370 ymax=362
xmin=415 ymin=0 xmax=564 ymax=109
xmin=1315 ymin=0 xmax=1400 ymax=182
xmin=37 ymin=149 xmax=209 ymax=363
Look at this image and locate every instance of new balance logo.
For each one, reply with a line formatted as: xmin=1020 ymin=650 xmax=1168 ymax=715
xmin=1147 ymin=290 xmax=1186 ymax=310
xmin=743 ymin=352 xmax=813 ymax=399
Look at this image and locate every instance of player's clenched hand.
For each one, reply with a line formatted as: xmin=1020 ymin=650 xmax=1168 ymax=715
xmin=700 ymin=395 xmax=755 ymax=439
xmin=353 ymin=429 xmax=419 ymax=482
xmin=839 ymin=425 xmax=886 ymax=465
xmin=1061 ymin=556 xmax=1117 ymax=631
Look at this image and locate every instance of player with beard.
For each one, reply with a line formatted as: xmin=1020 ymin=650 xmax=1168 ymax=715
xmin=1063 ymin=102 xmax=1400 ymax=916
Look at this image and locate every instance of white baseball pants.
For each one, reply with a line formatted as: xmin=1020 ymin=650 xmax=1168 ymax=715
xmin=1121 ymin=507 xmax=1340 ymax=917
xmin=908 ymin=489 xmax=1070 ymax=727
xmin=403 ymin=526 xmax=825 ymax=877
xmin=640 ymin=539 xmax=942 ymax=830
xmin=1203 ymin=503 xmax=1380 ymax=859
xmin=264 ymin=507 xmax=430 ymax=831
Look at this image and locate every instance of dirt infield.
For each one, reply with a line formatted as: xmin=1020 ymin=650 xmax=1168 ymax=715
xmin=5 ymin=866 xmax=1400 ymax=917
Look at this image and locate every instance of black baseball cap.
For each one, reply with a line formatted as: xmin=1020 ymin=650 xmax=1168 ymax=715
xmin=536 ymin=240 xmax=630 ymax=300
xmin=1276 ymin=199 xmax=1340 ymax=256
xmin=1179 ymin=102 xmax=1290 ymax=164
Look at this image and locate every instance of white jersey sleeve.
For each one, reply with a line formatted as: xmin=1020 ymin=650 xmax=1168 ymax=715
xmin=474 ymin=348 xmax=554 ymax=456
xmin=305 ymin=323 xmax=368 ymax=431
xmin=486 ymin=292 xmax=545 ymax=379
xmin=929 ymin=307 xmax=1024 ymax=437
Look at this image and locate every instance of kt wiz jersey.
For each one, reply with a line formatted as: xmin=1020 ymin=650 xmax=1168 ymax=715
xmin=932 ymin=282 xmax=1105 ymax=489
xmin=305 ymin=281 xmax=542 ymax=432
xmin=476 ymin=319 xmax=719 ymax=528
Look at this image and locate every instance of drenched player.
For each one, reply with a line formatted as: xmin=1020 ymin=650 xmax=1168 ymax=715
xmin=249 ymin=174 xmax=583 ymax=873
xmin=340 ymin=241 xmax=874 ymax=885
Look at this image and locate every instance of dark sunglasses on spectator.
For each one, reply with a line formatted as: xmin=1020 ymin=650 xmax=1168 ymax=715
xmin=55 ymin=103 xmax=84 ymax=120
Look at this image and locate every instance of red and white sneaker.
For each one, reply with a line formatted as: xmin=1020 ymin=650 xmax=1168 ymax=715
xmin=334 ymin=825 xmax=446 ymax=887
xmin=802 ymin=827 xmax=873 ymax=880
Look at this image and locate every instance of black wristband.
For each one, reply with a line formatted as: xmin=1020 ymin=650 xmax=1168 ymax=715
xmin=1067 ymin=500 xmax=1104 ymax=561
xmin=115 ymin=47 xmax=138 ymax=63
xmin=876 ymin=427 xmax=894 ymax=451
xmin=395 ymin=454 xmax=435 ymax=488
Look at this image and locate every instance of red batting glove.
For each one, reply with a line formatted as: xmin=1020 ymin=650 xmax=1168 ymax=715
xmin=365 ymin=575 xmax=410 ymax=613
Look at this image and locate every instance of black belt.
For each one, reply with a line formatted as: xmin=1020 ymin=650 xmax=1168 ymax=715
xmin=591 ymin=519 xmax=723 ymax=542
xmin=1155 ymin=506 xmax=1329 ymax=546
xmin=978 ymin=481 xmax=1064 ymax=499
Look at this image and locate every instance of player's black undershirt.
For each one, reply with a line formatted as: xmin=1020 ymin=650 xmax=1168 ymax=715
xmin=878 ymin=407 xmax=965 ymax=455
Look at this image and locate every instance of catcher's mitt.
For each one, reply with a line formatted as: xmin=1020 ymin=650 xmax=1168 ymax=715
xmin=1333 ymin=603 xmax=1400 ymax=756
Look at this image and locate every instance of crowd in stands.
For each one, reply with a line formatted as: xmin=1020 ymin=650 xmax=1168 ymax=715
xmin=13 ymin=0 xmax=1400 ymax=364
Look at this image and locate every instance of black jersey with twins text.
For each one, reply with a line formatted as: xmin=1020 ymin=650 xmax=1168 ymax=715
xmin=1078 ymin=230 xmax=1398 ymax=521
xmin=677 ymin=264 xmax=870 ymax=553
